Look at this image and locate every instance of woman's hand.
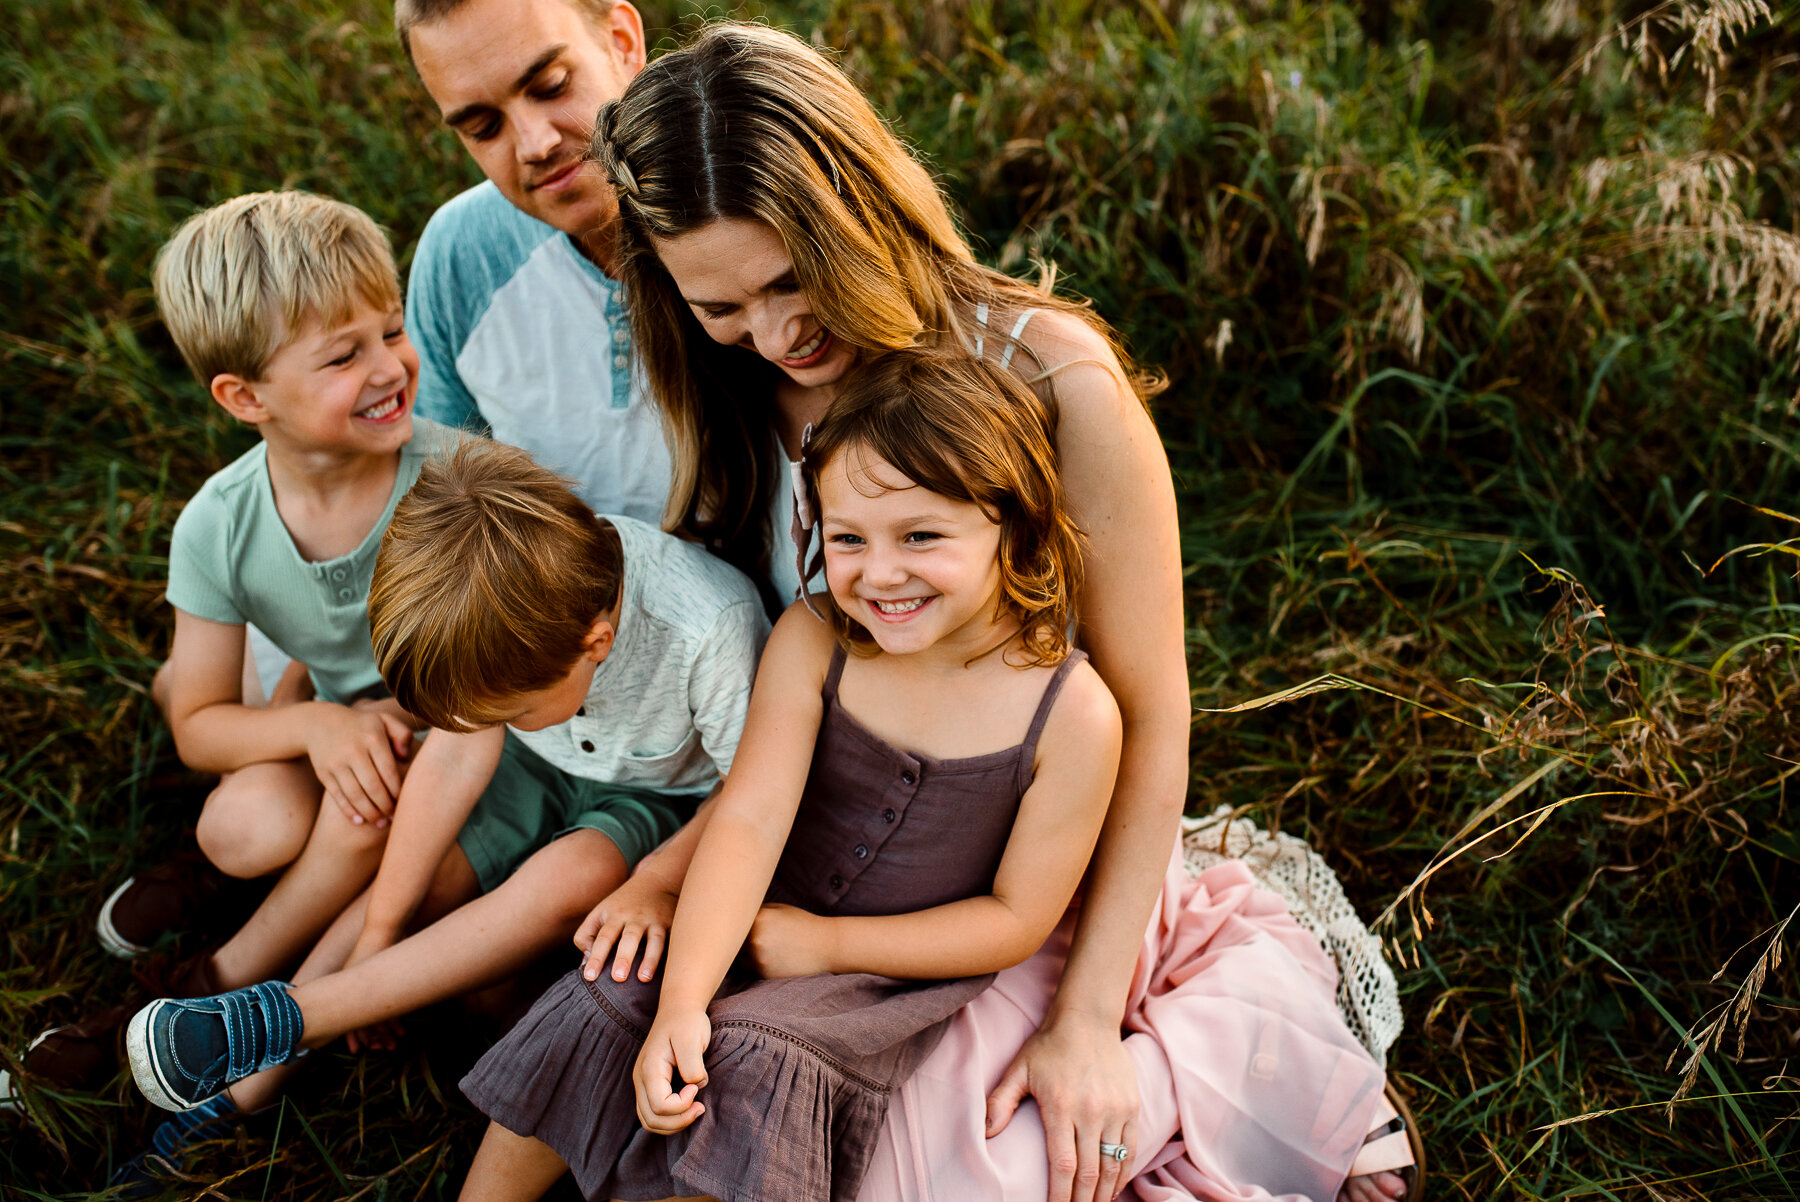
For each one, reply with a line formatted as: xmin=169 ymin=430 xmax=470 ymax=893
xmin=633 ymin=1008 xmax=712 ymax=1134
xmin=576 ymin=873 xmax=680 ymax=984
xmin=747 ymin=903 xmax=834 ymax=978
xmin=986 ymin=1011 xmax=1140 ymax=1202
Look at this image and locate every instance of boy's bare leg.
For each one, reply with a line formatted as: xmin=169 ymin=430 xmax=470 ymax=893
xmin=207 ymin=791 xmax=389 ymax=987
xmin=287 ymin=829 xmax=625 ymax=1045
xmin=194 ymin=655 xmax=323 ymax=880
xmin=459 ymin=1123 xmax=572 ymax=1202
xmin=227 ymin=847 xmax=480 ymax=1112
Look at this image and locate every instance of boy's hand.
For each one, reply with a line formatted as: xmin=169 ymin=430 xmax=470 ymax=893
xmin=633 ymin=1009 xmax=711 ymax=1134
xmin=305 ymin=702 xmax=413 ymax=826
xmin=748 ymin=903 xmax=835 ymax=979
xmin=576 ymin=873 xmax=680 ymax=985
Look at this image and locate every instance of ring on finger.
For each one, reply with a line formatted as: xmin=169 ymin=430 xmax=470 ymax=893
xmin=1099 ymin=1141 xmax=1129 ymax=1163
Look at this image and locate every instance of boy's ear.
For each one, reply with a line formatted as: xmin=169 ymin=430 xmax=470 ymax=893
xmin=209 ymin=373 xmax=272 ymax=426
xmin=582 ymin=615 xmax=616 ymax=663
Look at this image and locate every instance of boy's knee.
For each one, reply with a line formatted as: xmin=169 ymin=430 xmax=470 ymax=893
xmin=151 ymin=660 xmax=173 ymax=716
xmin=538 ymin=832 xmax=628 ymax=923
xmin=197 ymin=793 xmax=289 ymax=879
xmin=196 ymin=778 xmax=311 ymax=878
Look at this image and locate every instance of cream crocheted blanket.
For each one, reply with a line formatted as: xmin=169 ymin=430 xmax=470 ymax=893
xmin=1180 ymin=806 xmax=1404 ymax=1066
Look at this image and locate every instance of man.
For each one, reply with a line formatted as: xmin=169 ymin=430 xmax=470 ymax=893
xmin=401 ymin=0 xmax=670 ymax=517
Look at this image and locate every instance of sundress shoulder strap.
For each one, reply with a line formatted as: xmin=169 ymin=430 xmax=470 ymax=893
xmin=1016 ymin=648 xmax=1090 ymax=793
xmin=822 ymin=643 xmax=850 ymax=703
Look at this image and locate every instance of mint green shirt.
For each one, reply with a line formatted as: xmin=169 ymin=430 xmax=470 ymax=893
xmin=165 ymin=419 xmax=450 ymax=704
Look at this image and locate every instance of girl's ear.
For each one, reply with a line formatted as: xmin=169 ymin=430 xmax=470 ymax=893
xmin=209 ymin=374 xmax=272 ymax=426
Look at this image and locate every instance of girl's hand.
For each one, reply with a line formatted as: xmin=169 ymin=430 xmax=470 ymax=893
xmin=576 ymin=873 xmax=679 ymax=984
xmin=633 ymin=1009 xmax=712 ymax=1134
xmin=747 ymin=903 xmax=834 ymax=978
xmin=985 ymin=1012 xmax=1140 ymax=1202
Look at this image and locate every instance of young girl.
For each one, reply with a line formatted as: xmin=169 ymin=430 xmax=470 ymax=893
xmin=456 ymin=349 xmax=1124 ymax=1202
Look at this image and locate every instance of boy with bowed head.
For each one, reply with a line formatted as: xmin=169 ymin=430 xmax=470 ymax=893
xmin=126 ymin=440 xmax=768 ymax=1132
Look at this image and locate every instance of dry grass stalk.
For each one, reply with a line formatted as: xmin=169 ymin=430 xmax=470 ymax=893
xmin=1577 ymin=0 xmax=1774 ymax=114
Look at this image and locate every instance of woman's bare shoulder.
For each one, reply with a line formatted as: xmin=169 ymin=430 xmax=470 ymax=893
xmin=1013 ymin=308 xmax=1142 ymax=424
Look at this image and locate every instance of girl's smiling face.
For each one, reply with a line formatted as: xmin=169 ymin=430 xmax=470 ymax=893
xmin=651 ymin=218 xmax=860 ymax=390
xmin=817 ymin=444 xmax=1007 ymax=660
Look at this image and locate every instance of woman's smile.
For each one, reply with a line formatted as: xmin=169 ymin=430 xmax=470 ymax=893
xmin=653 ymin=218 xmax=859 ymax=389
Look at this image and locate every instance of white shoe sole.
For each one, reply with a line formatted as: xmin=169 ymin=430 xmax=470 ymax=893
xmin=126 ymin=1001 xmax=201 ymax=1113
xmin=96 ymin=878 xmax=152 ymax=959
xmin=1 ymin=1025 xmax=75 ymax=1114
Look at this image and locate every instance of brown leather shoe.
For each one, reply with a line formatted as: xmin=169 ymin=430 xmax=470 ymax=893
xmin=0 ymin=1005 xmax=130 ymax=1109
xmin=96 ymin=852 xmax=225 ymax=958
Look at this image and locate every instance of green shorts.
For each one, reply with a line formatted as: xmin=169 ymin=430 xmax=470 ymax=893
xmin=457 ymin=732 xmax=700 ymax=894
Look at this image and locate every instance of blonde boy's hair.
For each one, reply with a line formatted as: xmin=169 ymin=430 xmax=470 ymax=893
xmin=370 ymin=440 xmax=624 ymax=733
xmin=153 ymin=191 xmax=401 ymax=384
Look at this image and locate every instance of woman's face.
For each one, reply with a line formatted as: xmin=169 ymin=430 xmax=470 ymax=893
xmin=652 ymin=218 xmax=859 ymax=391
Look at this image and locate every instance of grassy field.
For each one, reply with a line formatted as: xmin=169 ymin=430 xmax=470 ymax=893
xmin=4 ymin=0 xmax=1799 ymax=1197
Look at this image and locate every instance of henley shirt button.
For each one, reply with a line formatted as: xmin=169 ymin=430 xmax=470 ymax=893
xmin=331 ymin=568 xmax=346 ymax=581
xmin=613 ymin=353 xmax=629 ymax=369
xmin=337 ymin=588 xmax=353 ymax=600
xmin=829 ymin=874 xmax=844 ymax=890
xmin=882 ymin=808 xmax=896 ymax=823
xmin=612 ymin=328 xmax=628 ymax=344
xmin=853 ymin=844 xmax=868 ymax=859
xmin=580 ymin=740 xmax=596 ymax=753
xmin=901 ymin=770 xmax=917 ymax=785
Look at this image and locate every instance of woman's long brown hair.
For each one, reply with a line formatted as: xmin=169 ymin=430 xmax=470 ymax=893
xmin=590 ymin=23 xmax=1160 ymax=586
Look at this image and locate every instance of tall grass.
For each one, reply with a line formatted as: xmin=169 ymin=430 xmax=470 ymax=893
xmin=4 ymin=0 xmax=1798 ymax=1196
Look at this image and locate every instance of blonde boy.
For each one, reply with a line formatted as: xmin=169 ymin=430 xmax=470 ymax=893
xmin=127 ymin=441 xmax=766 ymax=1116
xmin=137 ymin=192 xmax=446 ymax=989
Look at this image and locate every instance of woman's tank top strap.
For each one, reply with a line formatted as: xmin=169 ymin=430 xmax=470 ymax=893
xmin=822 ymin=643 xmax=850 ymax=702
xmin=1014 ymin=649 xmax=1089 ymax=794
xmin=972 ymin=303 xmax=1040 ymax=372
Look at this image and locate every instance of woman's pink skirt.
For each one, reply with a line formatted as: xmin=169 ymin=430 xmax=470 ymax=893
xmin=856 ymin=846 xmax=1388 ymax=1202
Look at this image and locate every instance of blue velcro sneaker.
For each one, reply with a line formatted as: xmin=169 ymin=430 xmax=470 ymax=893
xmin=125 ymin=981 xmax=303 ymax=1112
xmin=110 ymin=1092 xmax=245 ymax=1196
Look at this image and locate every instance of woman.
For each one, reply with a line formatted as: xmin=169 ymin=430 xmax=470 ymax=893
xmin=581 ymin=24 xmax=1416 ymax=1202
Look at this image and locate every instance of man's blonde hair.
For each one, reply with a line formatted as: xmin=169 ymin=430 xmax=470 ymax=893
xmin=153 ymin=191 xmax=401 ymax=384
xmin=370 ymin=440 xmax=624 ymax=733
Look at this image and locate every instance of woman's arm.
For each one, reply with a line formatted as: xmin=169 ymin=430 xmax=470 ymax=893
xmin=996 ymin=313 xmax=1193 ymax=1202
xmin=749 ymin=666 xmax=1121 ymax=980
xmin=633 ymin=606 xmax=832 ymax=1133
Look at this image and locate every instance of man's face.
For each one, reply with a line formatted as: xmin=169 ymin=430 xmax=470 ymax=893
xmin=411 ymin=0 xmax=644 ymax=243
